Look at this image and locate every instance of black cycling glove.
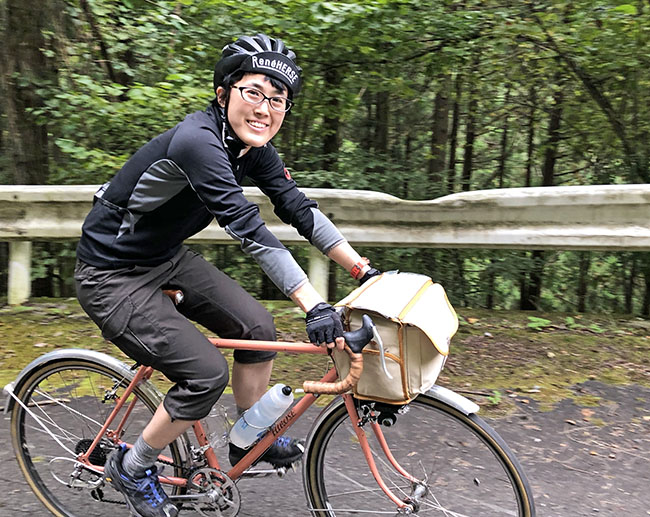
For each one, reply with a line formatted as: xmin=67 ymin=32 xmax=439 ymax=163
xmin=305 ymin=302 xmax=344 ymax=346
xmin=359 ymin=267 xmax=382 ymax=285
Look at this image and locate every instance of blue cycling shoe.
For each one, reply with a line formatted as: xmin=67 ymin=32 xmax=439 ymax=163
xmin=104 ymin=444 xmax=178 ymax=517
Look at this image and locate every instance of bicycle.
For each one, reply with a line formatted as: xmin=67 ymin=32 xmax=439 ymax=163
xmin=5 ymin=293 xmax=536 ymax=516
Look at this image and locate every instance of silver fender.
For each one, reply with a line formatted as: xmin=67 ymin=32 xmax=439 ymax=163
xmin=303 ymin=384 xmax=479 ymax=438
xmin=425 ymin=385 xmax=480 ymax=415
xmin=3 ymin=348 xmax=165 ymax=414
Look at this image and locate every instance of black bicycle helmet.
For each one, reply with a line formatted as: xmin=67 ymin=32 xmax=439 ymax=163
xmin=213 ymin=33 xmax=302 ymax=97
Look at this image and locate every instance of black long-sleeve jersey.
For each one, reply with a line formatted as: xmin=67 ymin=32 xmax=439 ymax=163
xmin=76 ymin=102 xmax=344 ymax=296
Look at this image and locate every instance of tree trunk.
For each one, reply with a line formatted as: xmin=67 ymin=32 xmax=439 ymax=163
xmin=461 ymin=96 xmax=477 ymax=192
xmin=427 ymin=75 xmax=450 ymax=197
xmin=577 ymin=251 xmax=591 ymax=313
xmin=321 ymin=67 xmax=342 ymax=177
xmin=403 ymin=131 xmax=413 ymax=198
xmin=496 ymin=85 xmax=511 ymax=188
xmin=525 ymin=86 xmax=537 ymax=187
xmin=79 ymin=0 xmax=119 ymax=83
xmin=520 ymin=251 xmax=544 ymax=311
xmin=642 ymin=253 xmax=650 ymax=317
xmin=520 ymin=77 xmax=563 ymax=310
xmin=452 ymin=250 xmax=467 ymax=307
xmin=362 ymin=92 xmax=374 ymax=154
xmin=461 ymin=56 xmax=479 ymax=192
xmin=0 ymin=0 xmax=53 ymax=184
xmin=485 ymin=256 xmax=497 ymax=309
xmin=0 ymin=243 xmax=7 ymax=297
xmin=260 ymin=273 xmax=276 ymax=300
xmin=541 ymin=87 xmax=563 ymax=186
xmin=280 ymin=115 xmax=294 ymax=163
xmin=624 ymin=253 xmax=638 ymax=314
xmin=447 ymin=74 xmax=462 ymax=194
xmin=374 ymin=90 xmax=390 ymax=175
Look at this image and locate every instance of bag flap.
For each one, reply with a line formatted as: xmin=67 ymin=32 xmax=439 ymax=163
xmin=335 ymin=272 xmax=457 ymax=355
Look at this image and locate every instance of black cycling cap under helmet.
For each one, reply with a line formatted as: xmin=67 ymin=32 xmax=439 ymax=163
xmin=213 ymin=33 xmax=302 ymax=98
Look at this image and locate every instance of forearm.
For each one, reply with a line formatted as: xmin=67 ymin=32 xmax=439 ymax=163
xmin=290 ymin=282 xmax=326 ymax=313
xmin=327 ymin=241 xmax=370 ymax=278
xmin=291 ymin=241 xmax=372 ymax=313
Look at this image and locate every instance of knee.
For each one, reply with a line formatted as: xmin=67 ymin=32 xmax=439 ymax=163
xmin=246 ymin=310 xmax=276 ymax=341
xmin=205 ymin=359 xmax=230 ymax=401
xmin=190 ymin=353 xmax=230 ymax=409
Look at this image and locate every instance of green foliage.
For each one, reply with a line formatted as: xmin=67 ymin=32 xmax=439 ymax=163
xmin=527 ymin=316 xmax=552 ymax=331
xmin=2 ymin=0 xmax=649 ymax=314
xmin=487 ymin=390 xmax=503 ymax=406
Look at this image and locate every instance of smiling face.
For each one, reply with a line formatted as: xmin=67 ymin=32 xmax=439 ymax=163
xmin=217 ymin=73 xmax=287 ymax=149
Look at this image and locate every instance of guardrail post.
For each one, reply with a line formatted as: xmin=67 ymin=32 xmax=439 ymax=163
xmin=8 ymin=241 xmax=32 ymax=305
xmin=308 ymin=248 xmax=329 ymax=300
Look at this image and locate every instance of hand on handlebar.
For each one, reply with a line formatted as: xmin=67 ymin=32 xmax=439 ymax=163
xmin=359 ymin=267 xmax=381 ymax=285
xmin=305 ymin=302 xmax=345 ymax=350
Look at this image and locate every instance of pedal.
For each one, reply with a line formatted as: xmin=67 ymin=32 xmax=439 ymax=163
xmin=239 ymin=466 xmax=288 ymax=478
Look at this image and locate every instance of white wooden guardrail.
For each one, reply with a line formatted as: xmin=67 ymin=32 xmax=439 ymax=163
xmin=2 ymin=184 xmax=650 ymax=305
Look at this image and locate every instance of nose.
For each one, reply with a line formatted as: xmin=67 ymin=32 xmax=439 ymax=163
xmin=254 ymin=99 xmax=271 ymax=116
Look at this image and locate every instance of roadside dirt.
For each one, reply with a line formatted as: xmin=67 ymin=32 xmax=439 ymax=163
xmin=1 ymin=300 xmax=649 ymax=515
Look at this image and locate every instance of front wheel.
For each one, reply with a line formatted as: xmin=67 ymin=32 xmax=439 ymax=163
xmin=304 ymin=393 xmax=535 ymax=516
xmin=10 ymin=357 xmax=188 ymax=517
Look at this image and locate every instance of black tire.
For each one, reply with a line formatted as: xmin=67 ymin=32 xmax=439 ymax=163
xmin=10 ymin=358 xmax=187 ymax=517
xmin=304 ymin=394 xmax=535 ymax=516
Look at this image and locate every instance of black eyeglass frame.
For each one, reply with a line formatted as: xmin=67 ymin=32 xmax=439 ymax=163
xmin=232 ymin=86 xmax=294 ymax=113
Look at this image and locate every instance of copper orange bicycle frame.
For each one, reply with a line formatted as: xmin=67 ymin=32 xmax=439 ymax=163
xmin=78 ymin=338 xmax=415 ymax=510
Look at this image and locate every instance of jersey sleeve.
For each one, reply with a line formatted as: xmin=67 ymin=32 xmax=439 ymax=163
xmin=168 ymin=121 xmax=308 ymax=297
xmin=249 ymin=146 xmax=346 ymax=255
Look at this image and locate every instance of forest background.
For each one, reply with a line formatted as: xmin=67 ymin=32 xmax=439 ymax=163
xmin=1 ymin=0 xmax=649 ymax=316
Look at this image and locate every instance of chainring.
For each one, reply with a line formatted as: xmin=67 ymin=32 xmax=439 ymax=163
xmin=186 ymin=467 xmax=240 ymax=516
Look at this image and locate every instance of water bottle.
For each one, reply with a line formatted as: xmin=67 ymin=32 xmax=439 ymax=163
xmin=201 ymin=404 xmax=231 ymax=449
xmin=229 ymin=384 xmax=294 ymax=449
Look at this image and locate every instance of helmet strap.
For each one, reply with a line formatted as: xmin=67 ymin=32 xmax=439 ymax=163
xmin=218 ymin=98 xmax=248 ymax=157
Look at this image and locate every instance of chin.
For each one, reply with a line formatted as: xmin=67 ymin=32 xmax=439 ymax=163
xmin=243 ymin=133 xmax=274 ymax=147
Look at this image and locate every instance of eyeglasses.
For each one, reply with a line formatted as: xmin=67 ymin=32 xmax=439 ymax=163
xmin=233 ymin=86 xmax=294 ymax=113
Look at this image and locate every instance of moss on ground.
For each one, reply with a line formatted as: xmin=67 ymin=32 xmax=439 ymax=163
xmin=1 ymin=300 xmax=648 ymax=412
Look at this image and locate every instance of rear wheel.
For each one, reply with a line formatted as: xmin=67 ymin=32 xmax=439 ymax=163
xmin=10 ymin=358 xmax=187 ymax=517
xmin=304 ymin=394 xmax=535 ymax=516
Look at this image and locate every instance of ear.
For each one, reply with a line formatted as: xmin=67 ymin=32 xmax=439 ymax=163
xmin=216 ymin=86 xmax=226 ymax=107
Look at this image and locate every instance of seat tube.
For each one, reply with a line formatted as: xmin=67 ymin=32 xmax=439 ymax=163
xmin=343 ymin=395 xmax=409 ymax=509
xmin=79 ymin=366 xmax=153 ymax=464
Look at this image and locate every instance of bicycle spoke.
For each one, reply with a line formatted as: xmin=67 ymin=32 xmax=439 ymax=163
xmin=304 ymin=395 xmax=534 ymax=516
xmin=11 ymin=360 xmax=187 ymax=517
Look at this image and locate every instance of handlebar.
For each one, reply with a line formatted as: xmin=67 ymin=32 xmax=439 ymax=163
xmin=163 ymin=289 xmax=375 ymax=396
xmin=302 ymin=314 xmax=375 ymax=396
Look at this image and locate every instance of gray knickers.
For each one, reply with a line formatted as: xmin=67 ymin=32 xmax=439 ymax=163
xmin=74 ymin=246 xmax=277 ymax=421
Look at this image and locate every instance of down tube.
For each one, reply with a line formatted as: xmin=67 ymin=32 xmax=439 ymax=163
xmin=226 ymin=368 xmax=338 ymax=479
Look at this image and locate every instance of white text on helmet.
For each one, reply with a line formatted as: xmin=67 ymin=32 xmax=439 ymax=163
xmin=251 ymin=56 xmax=298 ymax=85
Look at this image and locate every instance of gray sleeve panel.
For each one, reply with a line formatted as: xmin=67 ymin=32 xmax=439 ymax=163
xmin=225 ymin=226 xmax=308 ymax=297
xmin=309 ymin=208 xmax=346 ymax=255
xmin=115 ymin=159 xmax=189 ymax=239
xmin=127 ymin=159 xmax=188 ymax=213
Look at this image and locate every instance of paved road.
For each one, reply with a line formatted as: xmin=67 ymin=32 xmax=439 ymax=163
xmin=2 ymin=382 xmax=649 ymax=516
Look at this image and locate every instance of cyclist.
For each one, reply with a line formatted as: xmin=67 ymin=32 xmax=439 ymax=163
xmin=74 ymin=33 xmax=379 ymax=517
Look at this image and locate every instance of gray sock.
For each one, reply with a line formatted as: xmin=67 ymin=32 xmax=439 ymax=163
xmin=121 ymin=435 xmax=164 ymax=478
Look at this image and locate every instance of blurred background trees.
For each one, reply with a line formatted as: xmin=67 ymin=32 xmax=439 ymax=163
xmin=1 ymin=0 xmax=648 ymax=315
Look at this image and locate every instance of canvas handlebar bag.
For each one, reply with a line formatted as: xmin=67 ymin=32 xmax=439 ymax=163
xmin=332 ymin=272 xmax=458 ymax=405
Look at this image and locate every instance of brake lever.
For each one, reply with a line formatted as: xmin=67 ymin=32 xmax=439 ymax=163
xmin=371 ymin=324 xmax=393 ymax=380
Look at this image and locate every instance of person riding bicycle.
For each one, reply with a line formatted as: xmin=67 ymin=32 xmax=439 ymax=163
xmin=74 ymin=33 xmax=380 ymax=517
